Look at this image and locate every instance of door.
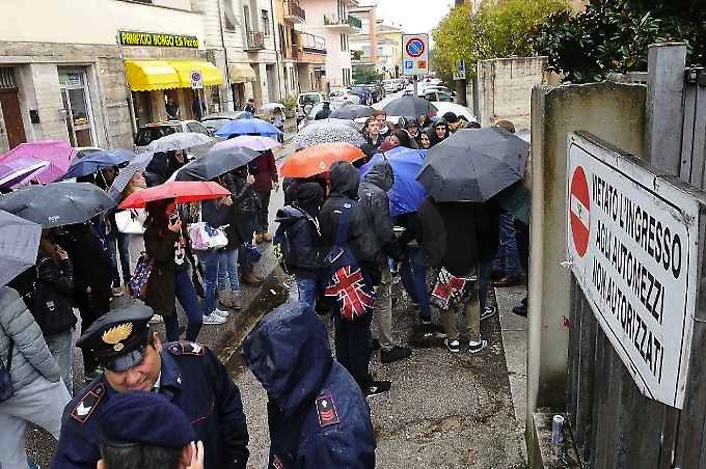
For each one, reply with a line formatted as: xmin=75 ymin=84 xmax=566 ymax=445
xmin=266 ymin=65 xmax=277 ymax=103
xmin=58 ymin=69 xmax=96 ymax=147
xmin=0 ymin=89 xmax=27 ymax=149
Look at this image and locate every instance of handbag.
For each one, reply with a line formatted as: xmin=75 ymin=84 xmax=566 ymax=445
xmin=129 ymin=253 xmax=154 ymax=299
xmin=322 ymin=202 xmax=375 ymax=321
xmin=187 ymin=222 xmax=229 ymax=251
xmin=0 ymin=338 xmax=14 ymax=403
xmin=115 ymin=209 xmax=146 ymax=235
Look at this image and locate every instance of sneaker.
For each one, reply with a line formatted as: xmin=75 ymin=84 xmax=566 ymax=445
xmin=213 ymin=307 xmax=230 ymax=318
xmin=494 ymin=275 xmax=523 ymax=287
xmin=364 ymin=380 xmax=391 ymax=397
xmin=469 ymin=339 xmax=489 ymax=354
xmin=444 ymin=338 xmax=460 ymax=353
xmin=149 ymin=314 xmax=163 ymax=324
xmin=481 ymin=305 xmax=497 ymax=321
xmin=111 ymin=286 xmax=124 ymax=297
xmin=512 ymin=303 xmax=528 ymax=317
xmin=380 ymin=346 xmax=412 ymax=364
xmin=202 ymin=312 xmax=227 ymax=325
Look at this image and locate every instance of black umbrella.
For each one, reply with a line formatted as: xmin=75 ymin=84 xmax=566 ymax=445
xmin=0 ymin=182 xmax=116 ymax=227
xmin=175 ymin=146 xmax=259 ymax=181
xmin=329 ymin=105 xmax=374 ymax=120
xmin=417 ymin=127 xmax=529 ymax=202
xmin=0 ymin=210 xmax=41 ymax=287
xmin=383 ymin=96 xmax=437 ymax=116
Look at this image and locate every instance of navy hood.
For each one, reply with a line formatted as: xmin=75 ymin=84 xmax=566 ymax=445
xmin=329 ymin=161 xmax=360 ymax=199
xmin=241 ymin=303 xmax=333 ymax=415
xmin=274 ymin=205 xmax=308 ymax=227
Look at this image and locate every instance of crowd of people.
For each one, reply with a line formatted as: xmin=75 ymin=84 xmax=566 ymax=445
xmin=0 ymin=101 xmax=529 ymax=469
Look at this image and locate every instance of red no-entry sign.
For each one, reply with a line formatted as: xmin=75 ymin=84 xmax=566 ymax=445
xmin=569 ymin=165 xmax=590 ymax=257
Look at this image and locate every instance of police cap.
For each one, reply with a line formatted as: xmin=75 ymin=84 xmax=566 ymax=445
xmin=76 ymin=305 xmax=154 ymax=372
xmin=99 ymin=391 xmax=195 ymax=448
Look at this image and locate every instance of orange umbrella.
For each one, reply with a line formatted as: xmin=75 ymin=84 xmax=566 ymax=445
xmin=119 ymin=181 xmax=230 ymax=209
xmin=279 ymin=143 xmax=365 ymax=178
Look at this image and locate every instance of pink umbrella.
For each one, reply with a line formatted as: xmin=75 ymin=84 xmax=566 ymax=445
xmin=0 ymin=156 xmax=50 ymax=189
xmin=0 ymin=140 xmax=77 ymax=184
xmin=212 ymin=135 xmax=281 ymax=152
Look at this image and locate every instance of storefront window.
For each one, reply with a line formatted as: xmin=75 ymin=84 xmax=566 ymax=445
xmin=58 ymin=69 xmax=96 ymax=147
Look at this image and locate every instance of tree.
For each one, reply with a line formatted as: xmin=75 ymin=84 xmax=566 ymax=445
xmin=532 ymin=0 xmax=706 ymax=83
xmin=431 ymin=0 xmax=570 ymax=82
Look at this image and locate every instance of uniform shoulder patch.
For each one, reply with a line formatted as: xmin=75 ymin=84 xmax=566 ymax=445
xmin=315 ymin=393 xmax=340 ymax=428
xmin=70 ymin=382 xmax=105 ymax=425
xmin=167 ymin=341 xmax=205 ymax=356
xmin=272 ymin=455 xmax=284 ymax=469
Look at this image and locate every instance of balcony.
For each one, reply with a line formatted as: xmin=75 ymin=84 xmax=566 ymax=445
xmin=283 ymin=0 xmax=305 ymax=23
xmin=292 ymin=32 xmax=326 ymax=64
xmin=245 ymin=31 xmax=265 ymax=51
xmin=323 ymin=14 xmax=361 ymax=32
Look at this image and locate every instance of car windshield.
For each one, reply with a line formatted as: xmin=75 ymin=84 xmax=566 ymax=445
xmin=135 ymin=126 xmax=178 ymax=146
xmin=299 ymin=94 xmax=321 ymax=106
xmin=201 ymin=118 xmax=232 ymax=132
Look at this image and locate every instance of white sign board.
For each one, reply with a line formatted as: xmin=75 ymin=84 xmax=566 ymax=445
xmin=402 ymin=33 xmax=429 ymax=76
xmin=191 ymin=70 xmax=203 ymax=90
xmin=567 ymin=133 xmax=700 ymax=409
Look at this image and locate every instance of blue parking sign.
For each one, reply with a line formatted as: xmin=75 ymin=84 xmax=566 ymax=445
xmin=404 ymin=60 xmax=413 ymax=69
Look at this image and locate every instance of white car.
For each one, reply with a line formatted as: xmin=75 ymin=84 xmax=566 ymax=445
xmin=328 ymin=88 xmax=360 ymax=105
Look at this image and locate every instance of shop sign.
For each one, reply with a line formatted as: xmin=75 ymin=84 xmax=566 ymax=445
xmin=118 ymin=30 xmax=199 ymax=49
xmin=567 ymin=133 xmax=701 ymax=409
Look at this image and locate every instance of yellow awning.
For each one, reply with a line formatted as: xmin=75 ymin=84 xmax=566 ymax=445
xmin=125 ymin=60 xmax=181 ymax=91
xmin=168 ymin=60 xmax=224 ymax=87
xmin=228 ymin=63 xmax=257 ymax=83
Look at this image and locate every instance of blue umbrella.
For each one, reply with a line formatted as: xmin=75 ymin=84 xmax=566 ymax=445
xmin=359 ymin=146 xmax=427 ymax=216
xmin=216 ymin=118 xmax=283 ymax=139
xmin=62 ymin=149 xmax=135 ymax=179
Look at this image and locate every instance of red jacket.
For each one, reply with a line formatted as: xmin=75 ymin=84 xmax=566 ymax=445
xmin=249 ymin=151 xmax=279 ymax=191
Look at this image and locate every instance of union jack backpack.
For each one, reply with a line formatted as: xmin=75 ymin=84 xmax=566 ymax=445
xmin=322 ymin=202 xmax=375 ymax=321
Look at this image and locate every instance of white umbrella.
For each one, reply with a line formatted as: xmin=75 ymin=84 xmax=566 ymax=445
xmin=146 ymin=133 xmax=214 ymax=153
xmin=292 ymin=118 xmax=365 ymax=150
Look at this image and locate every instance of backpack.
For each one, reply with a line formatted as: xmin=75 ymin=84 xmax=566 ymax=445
xmin=322 ymin=201 xmax=375 ymax=321
xmin=273 ymin=206 xmax=312 ymax=274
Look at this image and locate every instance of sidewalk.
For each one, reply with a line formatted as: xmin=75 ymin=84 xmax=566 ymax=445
xmin=233 ymin=281 xmax=528 ymax=468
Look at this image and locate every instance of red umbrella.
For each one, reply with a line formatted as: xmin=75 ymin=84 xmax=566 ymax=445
xmin=119 ymin=181 xmax=230 ymax=209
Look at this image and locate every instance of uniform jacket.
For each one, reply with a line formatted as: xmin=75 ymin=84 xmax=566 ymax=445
xmin=318 ymin=162 xmax=380 ymax=284
xmin=143 ymin=225 xmax=179 ymax=316
xmin=249 ymin=151 xmax=279 ymax=192
xmin=358 ymin=162 xmax=404 ymax=265
xmin=242 ymin=303 xmax=375 ymax=469
xmin=274 ymin=205 xmax=321 ymax=278
xmin=51 ymin=342 xmax=249 ymax=469
xmin=0 ymin=287 xmax=60 ymax=389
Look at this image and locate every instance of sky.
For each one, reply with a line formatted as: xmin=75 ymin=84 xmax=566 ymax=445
xmin=374 ymin=0 xmax=454 ymax=35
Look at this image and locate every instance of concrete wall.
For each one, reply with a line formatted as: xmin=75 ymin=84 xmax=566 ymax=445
xmin=526 ymin=83 xmax=646 ymax=444
xmin=476 ymin=57 xmax=548 ymax=131
xmin=0 ymin=0 xmax=204 ymax=45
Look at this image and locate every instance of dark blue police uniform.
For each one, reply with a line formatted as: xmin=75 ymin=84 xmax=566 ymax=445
xmin=242 ymin=303 xmax=375 ymax=468
xmin=50 ymin=305 xmax=249 ymax=469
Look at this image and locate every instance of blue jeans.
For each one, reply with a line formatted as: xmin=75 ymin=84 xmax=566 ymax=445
xmin=492 ymin=212 xmax=522 ymax=278
xmin=166 ymin=268 xmax=204 ymax=342
xmin=45 ymin=329 xmax=73 ymax=395
xmin=295 ymin=275 xmax=317 ymax=310
xmin=218 ymin=249 xmax=240 ymax=292
xmin=400 ymin=246 xmax=431 ymax=321
xmin=199 ymin=250 xmax=220 ymax=316
xmin=116 ymin=231 xmax=131 ymax=282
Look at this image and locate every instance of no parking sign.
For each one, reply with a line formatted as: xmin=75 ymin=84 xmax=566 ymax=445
xmin=402 ymin=34 xmax=429 ymax=76
xmin=191 ymin=70 xmax=203 ymax=89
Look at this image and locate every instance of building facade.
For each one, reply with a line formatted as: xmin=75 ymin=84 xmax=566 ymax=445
xmin=0 ymin=0 xmax=228 ymax=153
xmin=376 ymin=21 xmax=403 ymax=79
xmin=299 ymin=0 xmax=359 ymax=91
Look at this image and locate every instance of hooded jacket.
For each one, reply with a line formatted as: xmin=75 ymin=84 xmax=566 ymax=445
xmin=358 ymin=162 xmax=404 ymax=266
xmin=241 ymin=303 xmax=375 ymax=469
xmin=429 ymin=118 xmax=450 ymax=147
xmin=318 ymin=162 xmax=380 ymax=283
xmin=274 ymin=205 xmax=321 ymax=278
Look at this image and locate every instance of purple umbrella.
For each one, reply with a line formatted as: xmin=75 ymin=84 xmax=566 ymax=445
xmin=0 ymin=140 xmax=76 ymax=184
xmin=213 ymin=135 xmax=281 ymax=152
xmin=0 ymin=157 xmax=50 ymax=189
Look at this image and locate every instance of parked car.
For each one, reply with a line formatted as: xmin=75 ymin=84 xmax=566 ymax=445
xmin=296 ymin=91 xmax=327 ymax=122
xmin=383 ymin=80 xmax=398 ymax=93
xmin=418 ymin=85 xmax=455 ymax=97
xmin=329 ymin=88 xmax=361 ymax=105
xmin=297 ymin=101 xmax=343 ymax=130
xmin=201 ymin=111 xmax=251 ymax=133
xmin=423 ymin=90 xmax=454 ymax=102
xmin=366 ymin=83 xmax=384 ymax=102
xmin=134 ymin=120 xmax=211 ymax=152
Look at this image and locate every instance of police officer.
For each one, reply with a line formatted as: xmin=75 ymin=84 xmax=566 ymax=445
xmin=97 ymin=392 xmax=203 ymax=469
xmin=241 ymin=302 xmax=375 ymax=468
xmin=51 ymin=305 xmax=249 ymax=469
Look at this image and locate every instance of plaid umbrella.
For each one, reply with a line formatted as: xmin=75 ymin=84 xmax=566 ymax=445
xmin=292 ymin=119 xmax=365 ymax=150
xmin=0 ymin=210 xmax=42 ymax=287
